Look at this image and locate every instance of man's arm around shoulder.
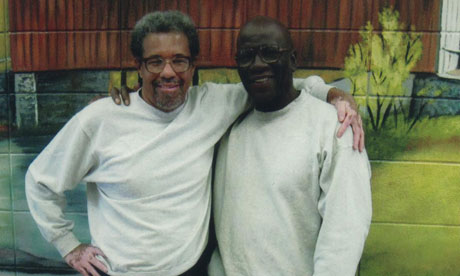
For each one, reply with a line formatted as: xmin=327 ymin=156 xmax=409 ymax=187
xmin=313 ymin=127 xmax=372 ymax=276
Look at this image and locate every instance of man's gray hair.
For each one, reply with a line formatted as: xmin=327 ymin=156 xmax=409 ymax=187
xmin=130 ymin=10 xmax=200 ymax=61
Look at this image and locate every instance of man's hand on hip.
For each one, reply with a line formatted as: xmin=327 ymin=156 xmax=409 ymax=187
xmin=64 ymin=244 xmax=108 ymax=276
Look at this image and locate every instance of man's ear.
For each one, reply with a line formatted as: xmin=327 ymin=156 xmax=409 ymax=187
xmin=190 ymin=63 xmax=196 ymax=77
xmin=290 ymin=50 xmax=297 ymax=72
xmin=135 ymin=59 xmax=142 ymax=78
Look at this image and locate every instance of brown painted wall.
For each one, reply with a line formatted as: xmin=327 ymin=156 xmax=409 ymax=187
xmin=9 ymin=0 xmax=440 ymax=72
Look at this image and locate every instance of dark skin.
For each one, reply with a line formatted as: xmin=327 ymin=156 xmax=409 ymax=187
xmin=236 ymin=18 xmax=299 ymax=112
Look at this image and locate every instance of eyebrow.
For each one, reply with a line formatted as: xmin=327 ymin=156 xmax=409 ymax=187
xmin=239 ymin=44 xmax=280 ymax=49
xmin=143 ymin=54 xmax=190 ymax=60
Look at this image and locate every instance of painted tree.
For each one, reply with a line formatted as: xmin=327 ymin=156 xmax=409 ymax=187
xmin=344 ymin=7 xmax=423 ymax=131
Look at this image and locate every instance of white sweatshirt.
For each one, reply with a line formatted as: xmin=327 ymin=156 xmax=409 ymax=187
xmin=209 ymin=90 xmax=372 ymax=276
xmin=25 ymin=79 xmax=332 ymax=275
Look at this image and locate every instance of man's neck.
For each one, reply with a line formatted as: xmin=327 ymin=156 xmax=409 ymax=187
xmin=255 ymin=86 xmax=300 ymax=112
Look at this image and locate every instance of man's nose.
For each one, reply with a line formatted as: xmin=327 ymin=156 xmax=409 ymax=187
xmin=251 ymin=54 xmax=268 ymax=69
xmin=252 ymin=54 xmax=267 ymax=67
xmin=160 ymin=62 xmax=177 ymax=78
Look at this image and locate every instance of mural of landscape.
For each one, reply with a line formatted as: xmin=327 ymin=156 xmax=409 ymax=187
xmin=1 ymin=0 xmax=460 ymax=275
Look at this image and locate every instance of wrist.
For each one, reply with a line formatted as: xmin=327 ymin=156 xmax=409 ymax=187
xmin=327 ymin=88 xmax=342 ymax=104
xmin=52 ymin=232 xmax=81 ymax=257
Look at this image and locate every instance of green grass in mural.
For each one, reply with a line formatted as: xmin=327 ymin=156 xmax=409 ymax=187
xmin=371 ymin=161 xmax=460 ymax=225
xmin=361 ymin=223 xmax=460 ymax=276
xmin=366 ymin=115 xmax=460 ymax=162
xmin=401 ymin=115 xmax=460 ymax=161
xmin=366 ymin=127 xmax=410 ymax=160
xmin=363 ymin=115 xmax=460 ymax=274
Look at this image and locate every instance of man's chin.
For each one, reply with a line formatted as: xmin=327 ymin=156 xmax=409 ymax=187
xmin=154 ymin=100 xmax=184 ymax=112
xmin=153 ymin=94 xmax=186 ymax=112
xmin=248 ymin=85 xmax=276 ymax=100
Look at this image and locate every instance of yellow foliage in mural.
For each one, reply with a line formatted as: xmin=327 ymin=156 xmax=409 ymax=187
xmin=344 ymin=6 xmax=423 ymax=131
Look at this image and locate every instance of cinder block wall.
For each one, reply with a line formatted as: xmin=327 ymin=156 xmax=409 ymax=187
xmin=1 ymin=0 xmax=460 ymax=275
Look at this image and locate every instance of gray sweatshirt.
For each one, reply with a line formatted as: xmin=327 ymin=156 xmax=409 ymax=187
xmin=210 ymin=90 xmax=372 ymax=276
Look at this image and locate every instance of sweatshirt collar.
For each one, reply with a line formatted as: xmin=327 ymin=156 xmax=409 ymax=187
xmin=134 ymin=89 xmax=186 ymax=122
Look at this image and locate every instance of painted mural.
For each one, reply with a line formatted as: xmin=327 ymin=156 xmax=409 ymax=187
xmin=1 ymin=0 xmax=460 ymax=275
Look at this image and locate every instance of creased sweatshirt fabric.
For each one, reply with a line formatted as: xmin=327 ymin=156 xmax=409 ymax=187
xmin=25 ymin=78 xmax=332 ymax=275
xmin=209 ymin=90 xmax=372 ymax=276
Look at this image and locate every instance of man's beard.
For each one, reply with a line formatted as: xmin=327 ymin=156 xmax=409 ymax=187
xmin=152 ymin=79 xmax=186 ymax=112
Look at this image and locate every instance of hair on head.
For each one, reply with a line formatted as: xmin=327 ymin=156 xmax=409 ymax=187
xmin=130 ymin=10 xmax=200 ymax=61
xmin=238 ymin=16 xmax=294 ymax=49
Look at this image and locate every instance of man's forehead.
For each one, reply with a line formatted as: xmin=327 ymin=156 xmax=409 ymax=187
xmin=142 ymin=32 xmax=191 ymax=57
xmin=238 ymin=28 xmax=287 ymax=48
xmin=146 ymin=31 xmax=187 ymax=40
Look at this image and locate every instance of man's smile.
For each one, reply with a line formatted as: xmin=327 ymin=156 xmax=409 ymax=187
xmin=250 ymin=74 xmax=274 ymax=81
xmin=249 ymin=74 xmax=274 ymax=86
xmin=155 ymin=82 xmax=181 ymax=93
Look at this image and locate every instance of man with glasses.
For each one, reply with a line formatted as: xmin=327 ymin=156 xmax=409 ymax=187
xmin=26 ymin=11 xmax=364 ymax=276
xmin=208 ymin=16 xmax=372 ymax=276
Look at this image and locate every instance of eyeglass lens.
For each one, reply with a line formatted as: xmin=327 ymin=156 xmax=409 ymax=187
xmin=145 ymin=57 xmax=190 ymax=73
xmin=236 ymin=46 xmax=285 ymax=67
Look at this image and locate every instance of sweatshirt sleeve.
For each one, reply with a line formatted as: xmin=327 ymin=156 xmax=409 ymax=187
xmin=198 ymin=82 xmax=251 ymax=121
xmin=293 ymin=76 xmax=334 ymax=102
xmin=25 ymin=115 xmax=97 ymax=257
xmin=313 ymin=126 xmax=372 ymax=276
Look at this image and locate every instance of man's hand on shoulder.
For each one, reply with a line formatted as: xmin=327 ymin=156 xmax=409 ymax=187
xmin=327 ymin=88 xmax=365 ymax=152
xmin=64 ymin=244 xmax=108 ymax=276
xmin=110 ymin=85 xmax=137 ymax=106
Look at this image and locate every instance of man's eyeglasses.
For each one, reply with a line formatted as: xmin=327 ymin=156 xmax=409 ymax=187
xmin=235 ymin=45 xmax=292 ymax=68
xmin=142 ymin=56 xmax=192 ymax=74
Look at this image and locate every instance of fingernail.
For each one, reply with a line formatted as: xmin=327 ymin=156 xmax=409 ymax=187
xmin=115 ymin=98 xmax=120 ymax=104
